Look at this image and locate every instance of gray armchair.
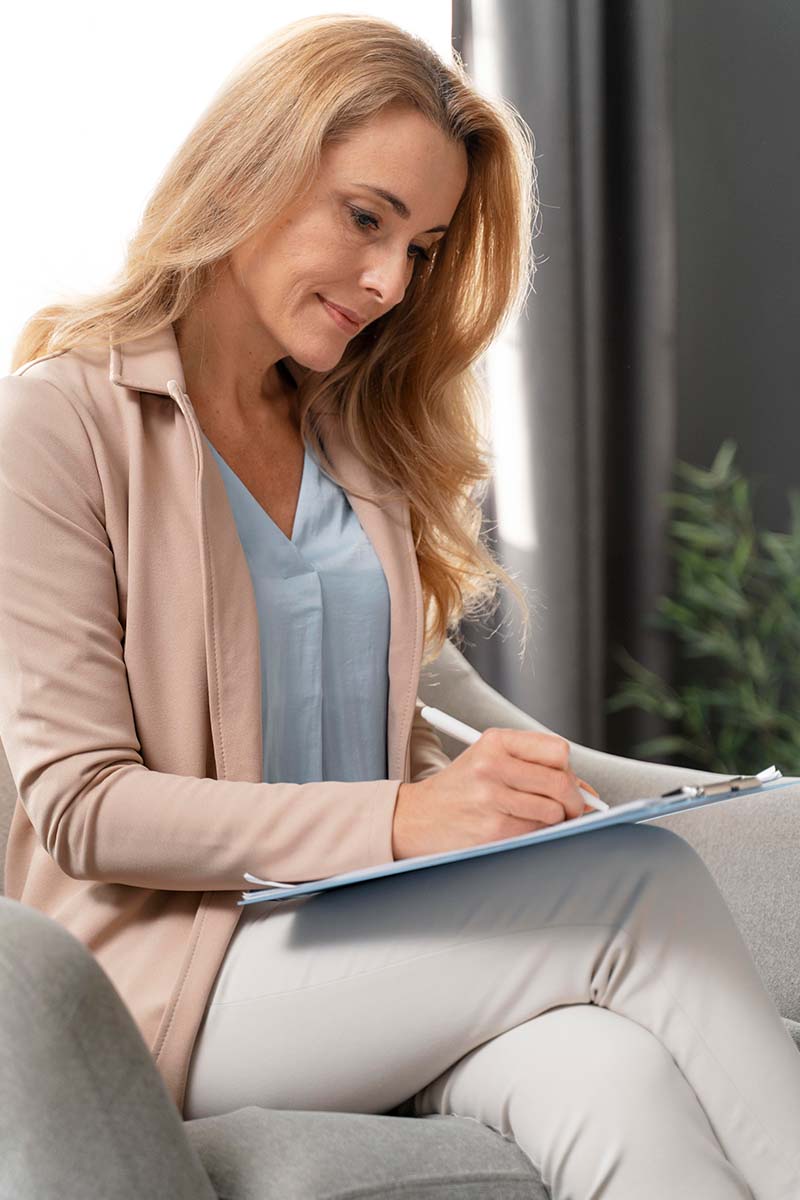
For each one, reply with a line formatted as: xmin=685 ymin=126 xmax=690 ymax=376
xmin=2 ymin=638 xmax=799 ymax=1199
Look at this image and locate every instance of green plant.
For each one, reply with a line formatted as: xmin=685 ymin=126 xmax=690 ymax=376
xmin=606 ymin=440 xmax=800 ymax=774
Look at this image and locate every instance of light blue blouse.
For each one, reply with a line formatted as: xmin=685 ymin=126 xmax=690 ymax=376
xmin=203 ymin=431 xmax=391 ymax=786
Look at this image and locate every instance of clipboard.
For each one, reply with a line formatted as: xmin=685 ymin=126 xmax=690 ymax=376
xmin=238 ymin=767 xmax=799 ymax=906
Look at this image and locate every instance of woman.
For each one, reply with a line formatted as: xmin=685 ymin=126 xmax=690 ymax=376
xmin=1 ymin=15 xmax=799 ymax=1198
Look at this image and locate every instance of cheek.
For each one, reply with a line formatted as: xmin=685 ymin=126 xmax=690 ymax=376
xmin=250 ymin=215 xmax=313 ymax=280
xmin=249 ymin=211 xmax=355 ymax=301
xmin=284 ymin=236 xmax=341 ymax=289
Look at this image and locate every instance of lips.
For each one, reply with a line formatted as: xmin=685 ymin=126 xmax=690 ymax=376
xmin=318 ymin=295 xmax=363 ymax=328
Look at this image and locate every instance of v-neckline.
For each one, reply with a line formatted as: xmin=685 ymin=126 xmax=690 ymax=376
xmin=205 ymin=435 xmax=311 ymax=548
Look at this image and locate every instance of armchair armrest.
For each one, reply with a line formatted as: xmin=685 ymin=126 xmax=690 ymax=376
xmin=419 ymin=638 xmax=731 ymax=804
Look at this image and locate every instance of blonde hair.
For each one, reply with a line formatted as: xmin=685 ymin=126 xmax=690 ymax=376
xmin=11 ymin=13 xmax=540 ymax=666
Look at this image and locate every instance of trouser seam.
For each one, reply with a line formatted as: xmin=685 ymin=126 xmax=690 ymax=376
xmin=209 ymin=921 xmax=625 ymax=1007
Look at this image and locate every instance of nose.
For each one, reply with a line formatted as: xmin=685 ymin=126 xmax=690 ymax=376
xmin=359 ymin=248 xmax=414 ymax=312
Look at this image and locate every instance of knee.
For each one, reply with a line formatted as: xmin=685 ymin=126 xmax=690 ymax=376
xmin=531 ymin=1003 xmax=682 ymax=1103
xmin=593 ymin=822 xmax=723 ymax=918
xmin=601 ymin=820 xmax=710 ymax=875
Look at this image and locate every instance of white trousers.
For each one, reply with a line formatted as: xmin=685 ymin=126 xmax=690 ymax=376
xmin=184 ymin=822 xmax=800 ymax=1199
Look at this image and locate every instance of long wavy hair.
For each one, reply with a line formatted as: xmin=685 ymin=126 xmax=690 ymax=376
xmin=11 ymin=14 xmax=540 ymax=666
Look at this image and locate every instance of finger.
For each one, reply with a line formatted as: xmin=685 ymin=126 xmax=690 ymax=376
xmin=496 ymin=759 xmax=585 ymax=822
xmin=492 ymin=728 xmax=572 ymax=772
xmin=495 ymin=788 xmax=570 ymax=827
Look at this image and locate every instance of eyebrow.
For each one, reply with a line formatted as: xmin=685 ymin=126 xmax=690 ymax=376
xmin=352 ymin=183 xmax=449 ymax=234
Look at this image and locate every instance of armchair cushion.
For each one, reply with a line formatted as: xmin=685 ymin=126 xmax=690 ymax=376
xmin=184 ymin=1106 xmax=546 ymax=1200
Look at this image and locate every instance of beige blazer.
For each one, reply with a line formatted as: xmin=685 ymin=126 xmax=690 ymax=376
xmin=0 ymin=323 xmax=450 ymax=1114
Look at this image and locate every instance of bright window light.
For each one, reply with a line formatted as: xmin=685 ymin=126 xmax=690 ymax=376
xmin=0 ymin=2 xmax=452 ymax=372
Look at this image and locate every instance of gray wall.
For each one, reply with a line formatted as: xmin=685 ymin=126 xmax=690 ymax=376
xmin=674 ymin=0 xmax=800 ymax=532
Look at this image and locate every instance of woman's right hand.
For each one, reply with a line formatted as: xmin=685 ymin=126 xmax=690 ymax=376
xmin=391 ymin=727 xmax=589 ymax=860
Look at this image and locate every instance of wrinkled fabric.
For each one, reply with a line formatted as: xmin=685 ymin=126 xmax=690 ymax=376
xmin=205 ymin=433 xmax=390 ymax=785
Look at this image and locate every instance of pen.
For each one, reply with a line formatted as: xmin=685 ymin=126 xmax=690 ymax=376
xmin=419 ymin=706 xmax=609 ymax=813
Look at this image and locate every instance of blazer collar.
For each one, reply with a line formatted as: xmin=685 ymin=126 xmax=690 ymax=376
xmin=109 ymin=322 xmax=188 ymax=397
xmin=109 ymin=323 xmax=422 ymax=784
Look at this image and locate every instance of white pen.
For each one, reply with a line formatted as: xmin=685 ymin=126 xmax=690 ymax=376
xmin=419 ymin=705 xmax=609 ymax=813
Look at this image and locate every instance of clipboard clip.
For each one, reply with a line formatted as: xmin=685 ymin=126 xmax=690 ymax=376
xmin=660 ymin=765 xmax=782 ymax=801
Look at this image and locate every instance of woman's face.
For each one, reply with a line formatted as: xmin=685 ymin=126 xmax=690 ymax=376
xmin=227 ymin=105 xmax=469 ymax=373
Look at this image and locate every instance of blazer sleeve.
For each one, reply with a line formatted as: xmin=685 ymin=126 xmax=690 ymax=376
xmin=409 ymin=697 xmax=452 ymax=781
xmin=0 ymin=374 xmax=400 ymax=889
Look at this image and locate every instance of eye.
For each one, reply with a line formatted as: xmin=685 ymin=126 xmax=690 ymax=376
xmin=347 ymin=206 xmax=431 ymax=263
xmin=349 ymin=207 xmax=379 ymax=233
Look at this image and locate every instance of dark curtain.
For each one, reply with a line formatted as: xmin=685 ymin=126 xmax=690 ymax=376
xmin=451 ymin=0 xmax=677 ymax=756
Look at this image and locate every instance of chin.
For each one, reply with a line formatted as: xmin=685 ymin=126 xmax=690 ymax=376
xmin=293 ymin=342 xmax=348 ymax=373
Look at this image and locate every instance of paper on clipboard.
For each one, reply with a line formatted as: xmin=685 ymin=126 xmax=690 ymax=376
xmin=238 ymin=768 xmax=799 ymax=907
